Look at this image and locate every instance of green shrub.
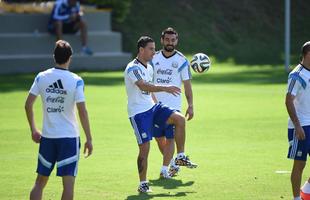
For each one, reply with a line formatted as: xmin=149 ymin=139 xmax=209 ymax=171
xmin=84 ymin=0 xmax=132 ymax=23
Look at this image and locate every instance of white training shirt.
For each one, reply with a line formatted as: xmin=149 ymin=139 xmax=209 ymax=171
xmin=151 ymin=50 xmax=191 ymax=110
xmin=29 ymin=67 xmax=85 ymax=138
xmin=287 ymin=64 xmax=310 ymax=128
xmin=124 ymin=58 xmax=155 ymax=117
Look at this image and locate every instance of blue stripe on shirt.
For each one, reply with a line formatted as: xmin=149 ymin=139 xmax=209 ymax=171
xmin=133 ymin=70 xmax=142 ymax=80
xmin=288 ymin=73 xmax=307 ymax=89
xmin=288 ymin=66 xmax=305 ymax=93
xmin=76 ymin=79 xmax=84 ymax=88
xmin=127 ymin=66 xmax=142 ymax=75
xmin=178 ymin=60 xmax=189 ymax=73
xmin=35 ymin=75 xmax=40 ymax=83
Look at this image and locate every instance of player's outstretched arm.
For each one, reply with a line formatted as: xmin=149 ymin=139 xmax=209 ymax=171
xmin=285 ymin=93 xmax=305 ymax=140
xmin=76 ymin=102 xmax=93 ymax=158
xmin=25 ymin=93 xmax=41 ymax=143
xmin=135 ymin=80 xmax=181 ymax=96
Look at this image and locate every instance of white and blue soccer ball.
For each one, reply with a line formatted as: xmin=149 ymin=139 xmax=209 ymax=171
xmin=190 ymin=53 xmax=211 ymax=73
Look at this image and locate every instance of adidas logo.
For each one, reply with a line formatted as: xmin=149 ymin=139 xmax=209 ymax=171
xmin=49 ymin=79 xmax=64 ymax=89
xmin=45 ymin=79 xmax=67 ymax=95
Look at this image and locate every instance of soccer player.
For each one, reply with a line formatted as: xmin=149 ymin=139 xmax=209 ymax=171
xmin=151 ymin=27 xmax=197 ymax=179
xmin=48 ymin=0 xmax=93 ymax=55
xmin=25 ymin=40 xmax=93 ymax=200
xmin=286 ymin=41 xmax=310 ymax=200
xmin=124 ymin=36 xmax=197 ymax=193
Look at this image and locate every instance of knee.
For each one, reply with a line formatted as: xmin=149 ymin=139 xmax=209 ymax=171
xmin=35 ymin=175 xmax=48 ymax=189
xmin=293 ymin=161 xmax=306 ymax=172
xmin=138 ymin=143 xmax=150 ymax=157
xmin=166 ymin=138 xmax=174 ymax=145
xmin=156 ymin=137 xmax=166 ymax=146
xmin=296 ymin=164 xmax=306 ymax=172
xmin=171 ymin=113 xmax=185 ymax=126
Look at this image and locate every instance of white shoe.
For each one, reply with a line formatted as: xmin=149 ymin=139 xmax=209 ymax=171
xmin=159 ymin=170 xmax=172 ymax=179
xmin=137 ymin=182 xmax=152 ymax=193
xmin=169 ymin=165 xmax=180 ymax=177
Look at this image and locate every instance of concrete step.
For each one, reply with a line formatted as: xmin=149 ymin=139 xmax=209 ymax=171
xmin=0 ymin=31 xmax=122 ymax=54
xmin=0 ymin=12 xmax=111 ymax=33
xmin=0 ymin=52 xmax=132 ymax=74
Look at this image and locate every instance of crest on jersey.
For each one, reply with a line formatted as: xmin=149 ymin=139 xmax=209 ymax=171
xmin=172 ymin=61 xmax=178 ymax=68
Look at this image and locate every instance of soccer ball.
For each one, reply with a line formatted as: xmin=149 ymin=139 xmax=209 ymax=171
xmin=301 ymin=190 xmax=310 ymax=200
xmin=190 ymin=53 xmax=211 ymax=73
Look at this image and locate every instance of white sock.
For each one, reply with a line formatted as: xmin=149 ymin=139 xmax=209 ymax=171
xmin=293 ymin=196 xmax=301 ymax=200
xmin=177 ymin=152 xmax=185 ymax=158
xmin=140 ymin=180 xmax=148 ymax=185
xmin=302 ymin=181 xmax=310 ymax=193
xmin=161 ymin=166 xmax=168 ymax=172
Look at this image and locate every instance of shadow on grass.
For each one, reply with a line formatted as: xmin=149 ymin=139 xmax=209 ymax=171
xmin=149 ymin=178 xmax=194 ymax=189
xmin=125 ymin=179 xmax=195 ymax=199
xmin=126 ymin=191 xmax=196 ymax=200
xmin=0 ymin=67 xmax=288 ymax=93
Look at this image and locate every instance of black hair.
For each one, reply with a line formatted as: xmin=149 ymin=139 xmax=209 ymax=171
xmin=301 ymin=41 xmax=310 ymax=58
xmin=53 ymin=40 xmax=73 ymax=65
xmin=161 ymin=27 xmax=178 ymax=39
xmin=137 ymin=36 xmax=154 ymax=52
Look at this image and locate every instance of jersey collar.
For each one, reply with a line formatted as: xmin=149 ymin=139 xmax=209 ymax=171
xmin=161 ymin=50 xmax=177 ymax=59
xmin=300 ymin=63 xmax=310 ymax=72
xmin=54 ymin=67 xmax=69 ymax=71
xmin=135 ymin=58 xmax=147 ymax=68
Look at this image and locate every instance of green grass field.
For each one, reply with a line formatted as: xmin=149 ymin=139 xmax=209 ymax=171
xmin=0 ymin=63 xmax=306 ymax=199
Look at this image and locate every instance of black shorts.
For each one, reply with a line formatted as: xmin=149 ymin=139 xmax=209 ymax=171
xmin=48 ymin=18 xmax=81 ymax=34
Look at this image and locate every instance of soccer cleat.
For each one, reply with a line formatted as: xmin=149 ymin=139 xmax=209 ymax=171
xmin=175 ymin=155 xmax=198 ymax=168
xmin=137 ymin=182 xmax=152 ymax=193
xmin=159 ymin=170 xmax=172 ymax=179
xmin=168 ymin=165 xmax=180 ymax=177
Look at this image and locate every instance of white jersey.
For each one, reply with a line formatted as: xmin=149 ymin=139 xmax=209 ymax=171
xmin=287 ymin=64 xmax=310 ymax=128
xmin=151 ymin=50 xmax=191 ymax=110
xmin=29 ymin=67 xmax=85 ymax=138
xmin=124 ymin=58 xmax=155 ymax=117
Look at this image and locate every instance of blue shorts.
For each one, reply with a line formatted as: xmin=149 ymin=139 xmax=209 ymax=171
xmin=153 ymin=124 xmax=175 ymax=139
xmin=129 ymin=103 xmax=175 ymax=144
xmin=37 ymin=137 xmax=80 ymax=177
xmin=153 ymin=108 xmax=179 ymax=139
xmin=287 ymin=126 xmax=310 ymax=161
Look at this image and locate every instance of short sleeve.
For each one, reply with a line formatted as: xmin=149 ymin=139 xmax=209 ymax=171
xmin=127 ymin=66 xmax=143 ymax=83
xmin=287 ymin=72 xmax=305 ymax=96
xmin=179 ymin=60 xmax=192 ymax=81
xmin=52 ymin=2 xmax=70 ymax=21
xmin=29 ymin=74 xmax=41 ymax=96
xmin=75 ymin=78 xmax=85 ymax=103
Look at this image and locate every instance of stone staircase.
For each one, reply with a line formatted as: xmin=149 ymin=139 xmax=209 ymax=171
xmin=0 ymin=11 xmax=131 ymax=74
